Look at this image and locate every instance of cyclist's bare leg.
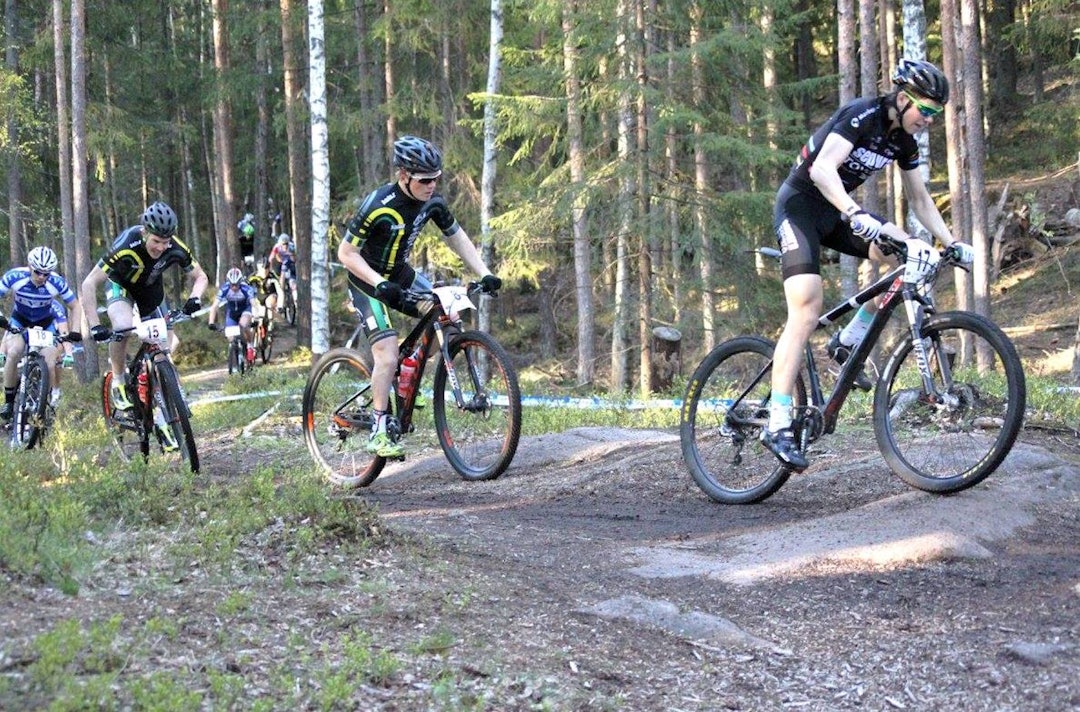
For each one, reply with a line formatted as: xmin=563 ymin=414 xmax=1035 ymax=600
xmin=106 ymin=301 xmax=135 ymax=380
xmin=41 ymin=345 xmax=60 ymax=394
xmin=240 ymin=312 xmax=254 ymax=344
xmin=771 ymin=273 xmax=823 ymax=401
xmin=370 ymin=336 xmax=397 ymax=429
xmin=4 ymin=337 xmax=24 ymax=389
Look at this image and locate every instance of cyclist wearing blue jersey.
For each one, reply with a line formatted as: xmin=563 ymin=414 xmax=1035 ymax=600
xmin=338 ymin=136 xmax=502 ymax=458
xmin=208 ymin=268 xmax=258 ymax=362
xmin=762 ymin=60 xmax=976 ymax=469
xmin=0 ymin=246 xmax=84 ymax=419
xmin=81 ymin=201 xmax=209 ymax=412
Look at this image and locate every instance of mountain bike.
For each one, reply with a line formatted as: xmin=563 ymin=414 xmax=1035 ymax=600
xmin=303 ymin=282 xmax=522 ymax=487
xmin=3 ymin=324 xmax=81 ymax=450
xmin=225 ymin=325 xmax=252 ymax=375
xmin=100 ymin=310 xmax=199 ymax=472
xmin=281 ymin=262 xmax=297 ymax=326
xmin=250 ymin=304 xmax=273 ymax=364
xmin=680 ymin=239 xmax=1026 ymax=504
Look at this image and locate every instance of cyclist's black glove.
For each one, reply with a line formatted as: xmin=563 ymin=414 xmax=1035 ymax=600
xmin=374 ymin=280 xmax=404 ymax=310
xmin=480 ymin=274 xmax=502 ymax=294
xmin=182 ymin=297 xmax=202 ymax=315
xmin=91 ymin=325 xmax=112 ymax=342
xmin=66 ymin=332 xmax=83 ymax=343
xmin=0 ymin=315 xmax=8 ymax=331
xmin=208 ymin=323 xmax=220 ymax=332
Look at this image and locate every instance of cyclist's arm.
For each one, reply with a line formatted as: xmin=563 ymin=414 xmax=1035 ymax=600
xmin=807 ymin=133 xmax=862 ymax=216
xmin=187 ymin=262 xmax=210 ymax=302
xmin=62 ymin=295 xmax=84 ymax=333
xmin=207 ymin=301 xmax=219 ymax=326
xmin=443 ymin=226 xmax=494 ymax=279
xmin=337 ymin=240 xmax=386 ymax=288
xmin=80 ymin=266 xmax=108 ymax=329
xmin=899 ymin=167 xmax=956 ymax=247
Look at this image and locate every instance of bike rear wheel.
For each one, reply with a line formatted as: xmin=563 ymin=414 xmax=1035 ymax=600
xmin=11 ymin=354 xmax=50 ymax=450
xmin=303 ymin=347 xmax=385 ymax=487
xmin=256 ymin=323 xmax=273 ymax=364
xmin=155 ymin=360 xmax=199 ymax=473
xmin=102 ymin=371 xmax=150 ymax=462
xmin=228 ymin=338 xmax=242 ymax=375
xmin=874 ymin=311 xmax=1026 ymax=493
xmin=433 ymin=331 xmax=522 ymax=481
xmin=285 ymin=290 xmax=296 ymax=326
xmin=680 ymin=336 xmax=807 ymax=504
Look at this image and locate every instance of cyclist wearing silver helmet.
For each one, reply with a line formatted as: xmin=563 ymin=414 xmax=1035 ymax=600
xmin=762 ymin=59 xmax=975 ymax=469
xmin=337 ymin=135 xmax=502 ymax=458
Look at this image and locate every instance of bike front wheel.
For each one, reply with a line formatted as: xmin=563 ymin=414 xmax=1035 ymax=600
xmin=11 ymin=354 xmax=50 ymax=450
xmin=303 ymin=348 xmax=385 ymax=487
xmin=433 ymin=331 xmax=521 ymax=481
xmin=680 ymin=336 xmax=807 ymax=504
xmin=874 ymin=311 xmax=1026 ymax=493
xmin=155 ymin=360 xmax=200 ymax=473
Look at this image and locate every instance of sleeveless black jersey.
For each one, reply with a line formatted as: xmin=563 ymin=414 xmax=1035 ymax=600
xmin=783 ymin=96 xmax=921 ymax=199
xmin=343 ymin=183 xmax=459 ymax=278
xmin=98 ymin=225 xmax=197 ymax=311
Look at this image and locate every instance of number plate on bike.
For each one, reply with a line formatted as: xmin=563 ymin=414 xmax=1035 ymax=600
xmin=433 ymin=286 xmax=474 ymax=319
xmin=136 ymin=318 xmax=169 ymax=347
xmin=224 ymin=325 xmax=242 ymax=338
xmin=27 ymin=327 xmax=55 ymax=349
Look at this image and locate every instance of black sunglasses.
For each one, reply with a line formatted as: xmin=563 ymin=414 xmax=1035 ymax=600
xmin=410 ymin=174 xmax=440 ymax=185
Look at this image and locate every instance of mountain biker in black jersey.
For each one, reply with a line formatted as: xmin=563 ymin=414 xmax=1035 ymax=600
xmin=762 ymin=59 xmax=976 ymax=470
xmin=238 ymin=212 xmax=256 ymax=266
xmin=337 ymin=135 xmax=502 ymax=458
xmin=81 ymin=201 xmax=209 ymax=413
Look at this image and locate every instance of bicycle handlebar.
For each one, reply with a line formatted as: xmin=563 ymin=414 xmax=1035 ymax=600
xmin=103 ymin=309 xmax=192 ymax=342
xmin=0 ymin=322 xmax=83 ymax=344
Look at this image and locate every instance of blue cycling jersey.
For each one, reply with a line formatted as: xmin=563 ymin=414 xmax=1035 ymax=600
xmin=0 ymin=268 xmax=76 ymax=325
xmin=214 ymin=282 xmax=257 ymax=316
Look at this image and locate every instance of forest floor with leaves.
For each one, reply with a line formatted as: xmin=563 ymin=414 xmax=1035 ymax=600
xmin=4 ymin=177 xmax=1080 ymax=710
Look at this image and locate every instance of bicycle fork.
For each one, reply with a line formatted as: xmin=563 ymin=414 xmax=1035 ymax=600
xmin=433 ymin=323 xmax=488 ymax=413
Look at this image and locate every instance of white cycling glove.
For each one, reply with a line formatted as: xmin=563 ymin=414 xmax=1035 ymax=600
xmin=848 ymin=210 xmax=884 ymax=242
xmin=903 ymin=239 xmax=941 ymax=282
xmin=951 ymin=241 xmax=975 ymax=265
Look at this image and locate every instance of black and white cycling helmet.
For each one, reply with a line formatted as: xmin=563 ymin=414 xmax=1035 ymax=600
xmin=893 ymin=58 xmax=949 ymax=104
xmin=28 ymin=246 xmax=58 ymax=273
xmin=141 ymin=201 xmax=178 ymax=238
xmin=226 ymin=268 xmax=244 ymax=285
xmin=392 ymin=136 xmax=443 ymax=175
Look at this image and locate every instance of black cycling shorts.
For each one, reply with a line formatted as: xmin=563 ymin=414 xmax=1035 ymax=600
xmin=773 ymin=184 xmax=872 ymax=280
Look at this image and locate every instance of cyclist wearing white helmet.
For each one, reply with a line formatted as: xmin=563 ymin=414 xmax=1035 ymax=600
xmin=268 ymin=233 xmax=297 ymax=310
xmin=207 ymin=267 xmax=258 ymax=364
xmin=0 ymin=246 xmax=84 ymax=417
xmin=81 ymin=200 xmax=209 ymax=412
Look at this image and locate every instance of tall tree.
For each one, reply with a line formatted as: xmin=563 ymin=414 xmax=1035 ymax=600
xmin=211 ymin=0 xmax=239 ymax=276
xmin=610 ymin=0 xmax=635 ymax=393
xmin=309 ymin=0 xmax=329 ymax=354
xmin=838 ymin=0 xmax=858 ymax=296
xmin=5 ymin=0 xmax=24 ymax=265
xmin=53 ymin=0 xmax=74 ymax=280
xmin=563 ymin=0 xmax=594 ymax=387
xmin=71 ymin=0 xmax=97 ymax=378
xmin=478 ymin=0 xmax=503 ymax=338
xmin=690 ymin=1 xmax=715 ymax=353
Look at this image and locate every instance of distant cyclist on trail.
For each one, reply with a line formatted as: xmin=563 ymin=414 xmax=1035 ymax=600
xmin=207 ymin=267 xmax=258 ymax=364
xmin=762 ymin=59 xmax=975 ymax=470
xmin=0 ymin=246 xmax=84 ymax=418
xmin=338 ymin=135 xmax=502 ymax=458
xmin=237 ymin=212 xmax=256 ymax=266
xmin=81 ymin=201 xmax=209 ymax=413
xmin=268 ymin=233 xmax=297 ymax=313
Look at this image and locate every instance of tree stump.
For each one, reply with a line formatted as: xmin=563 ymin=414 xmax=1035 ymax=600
xmin=649 ymin=326 xmax=682 ymax=393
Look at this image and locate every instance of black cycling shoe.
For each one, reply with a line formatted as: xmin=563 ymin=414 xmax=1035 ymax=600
xmin=827 ymin=333 xmax=873 ymax=391
xmin=760 ymin=427 xmax=809 ymax=471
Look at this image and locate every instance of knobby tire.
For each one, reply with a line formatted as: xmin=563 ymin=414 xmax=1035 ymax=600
xmin=873 ymin=311 xmax=1026 ymax=493
xmin=12 ymin=354 xmax=50 ymax=450
xmin=303 ymin=347 xmax=385 ymax=488
xmin=102 ymin=371 xmax=150 ymax=462
xmin=680 ymin=336 xmax=808 ymax=504
xmin=432 ymin=331 xmax=522 ymax=481
xmin=155 ymin=360 xmax=199 ymax=472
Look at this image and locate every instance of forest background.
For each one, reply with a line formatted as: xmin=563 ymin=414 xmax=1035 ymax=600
xmin=1 ymin=0 xmax=1079 ymax=396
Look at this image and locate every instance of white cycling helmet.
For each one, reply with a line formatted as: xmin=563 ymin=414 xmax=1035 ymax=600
xmin=226 ymin=267 xmax=244 ymax=285
xmin=277 ymin=233 xmax=291 ymax=245
xmin=28 ymin=246 xmax=58 ymax=274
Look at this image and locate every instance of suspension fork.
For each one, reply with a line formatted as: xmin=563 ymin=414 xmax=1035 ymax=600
xmin=900 ymin=289 xmax=953 ymax=400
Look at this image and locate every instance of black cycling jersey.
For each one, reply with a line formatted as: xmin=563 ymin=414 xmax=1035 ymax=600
xmin=98 ymin=225 xmax=197 ymax=314
xmin=343 ymin=183 xmax=459 ymax=283
xmin=783 ymin=96 xmax=921 ymax=198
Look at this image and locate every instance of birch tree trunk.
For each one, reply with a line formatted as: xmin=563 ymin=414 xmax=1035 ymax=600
xmin=635 ymin=0 xmax=654 ymax=398
xmin=690 ymin=2 xmax=714 ymax=353
xmin=563 ymin=0 xmax=594 ymax=387
xmin=71 ymin=0 xmax=98 ymax=378
xmin=838 ymin=0 xmax=858 ymax=296
xmin=309 ymin=0 xmax=329 ymax=355
xmin=479 ymin=0 xmax=503 ymax=338
xmin=610 ymin=0 xmax=634 ymax=393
